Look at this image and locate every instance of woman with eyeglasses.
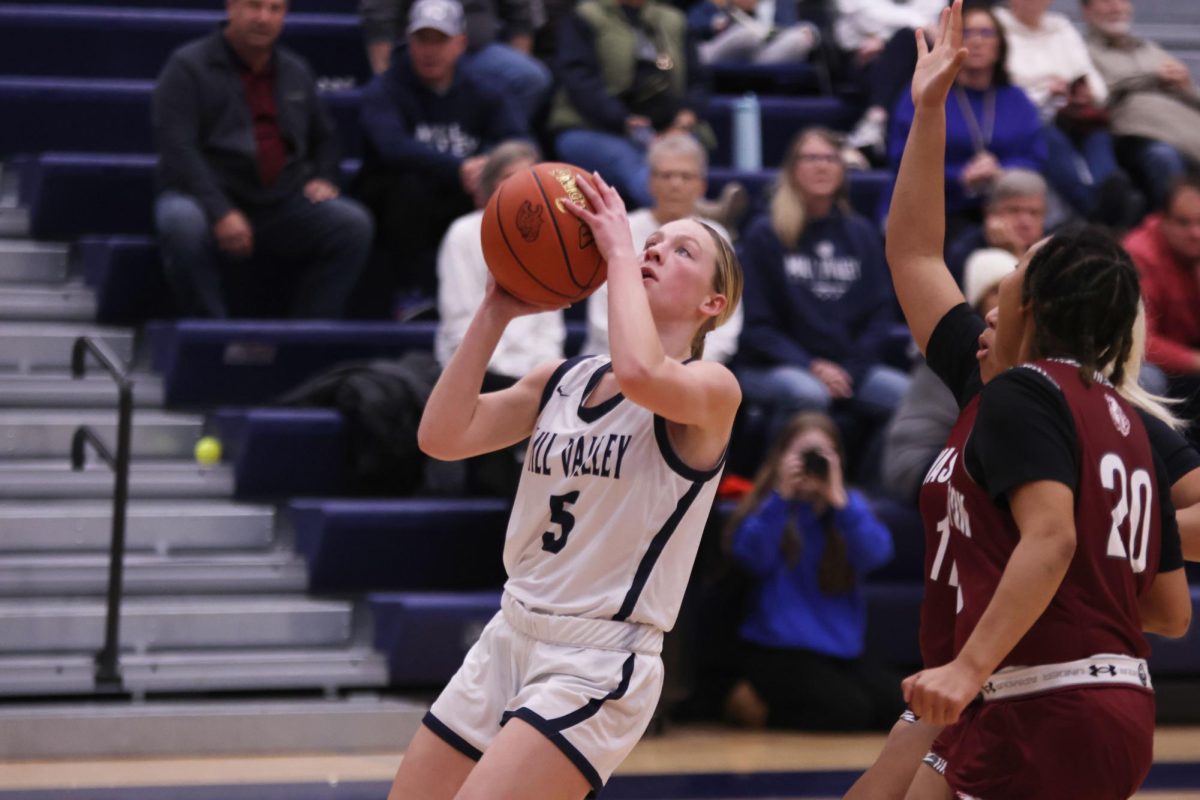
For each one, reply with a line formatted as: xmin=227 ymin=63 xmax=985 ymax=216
xmin=736 ymin=127 xmax=910 ymax=440
xmin=885 ymin=2 xmax=1045 ymax=239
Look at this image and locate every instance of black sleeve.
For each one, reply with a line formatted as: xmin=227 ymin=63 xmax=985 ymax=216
xmin=1154 ymin=447 xmax=1185 ymax=573
xmin=966 ymin=367 xmax=1078 ymax=501
xmin=1139 ymin=410 xmax=1200 ymax=486
xmin=924 ymin=303 xmax=986 ymax=409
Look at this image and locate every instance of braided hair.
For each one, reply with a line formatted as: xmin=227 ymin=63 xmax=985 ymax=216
xmin=1021 ymin=225 xmax=1141 ymax=387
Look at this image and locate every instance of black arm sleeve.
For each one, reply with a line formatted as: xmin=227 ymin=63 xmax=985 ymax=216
xmin=1140 ymin=411 xmax=1200 ymax=486
xmin=1154 ymin=447 xmax=1185 ymax=573
xmin=924 ymin=303 xmax=986 ymax=409
xmin=966 ymin=367 xmax=1079 ymax=501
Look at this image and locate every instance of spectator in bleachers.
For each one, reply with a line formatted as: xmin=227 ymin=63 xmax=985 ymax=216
xmin=995 ymin=0 xmax=1138 ymax=226
xmin=724 ymin=411 xmax=900 ymax=731
xmin=945 ymin=167 xmax=1046 ymax=285
xmin=1123 ymin=175 xmax=1200 ymax=438
xmin=354 ymin=0 xmax=528 ymax=301
xmin=548 ymin=0 xmax=714 ymax=209
xmin=737 ymin=128 xmax=909 ymax=438
xmin=838 ymin=0 xmax=946 ymax=163
xmin=1083 ymin=0 xmax=1200 ymax=210
xmin=583 ymin=133 xmax=743 ymax=362
xmin=880 ymin=248 xmax=1016 ymax=503
xmin=887 ymin=4 xmax=1044 ymax=236
xmin=360 ymin=0 xmax=551 ymax=121
xmin=152 ymin=0 xmax=373 ymax=319
xmin=435 ymin=141 xmax=564 ymax=387
xmin=687 ymin=0 xmax=821 ymax=66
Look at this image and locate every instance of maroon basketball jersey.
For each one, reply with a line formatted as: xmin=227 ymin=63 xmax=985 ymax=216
xmin=950 ymin=360 xmax=1160 ymax=668
xmin=917 ymin=395 xmax=981 ymax=669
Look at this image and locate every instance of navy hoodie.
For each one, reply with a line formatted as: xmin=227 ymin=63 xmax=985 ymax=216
xmin=358 ymin=45 xmax=528 ymax=184
xmin=736 ymin=208 xmax=895 ymax=383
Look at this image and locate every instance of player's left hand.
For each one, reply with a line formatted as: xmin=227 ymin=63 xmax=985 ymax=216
xmin=902 ymin=660 xmax=983 ymax=726
xmin=304 ymin=179 xmax=339 ymax=203
xmin=565 ymin=172 xmax=637 ymax=265
xmin=482 ymin=272 xmax=567 ymax=321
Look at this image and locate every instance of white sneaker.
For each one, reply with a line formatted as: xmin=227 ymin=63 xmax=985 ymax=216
xmin=846 ymin=112 xmax=887 ymax=160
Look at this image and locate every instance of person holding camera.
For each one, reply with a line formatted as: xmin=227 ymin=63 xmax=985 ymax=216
xmin=723 ymin=412 xmax=902 ymax=731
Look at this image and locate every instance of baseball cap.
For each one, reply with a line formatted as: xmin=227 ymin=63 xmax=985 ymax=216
xmin=963 ymin=248 xmax=1019 ymax=311
xmin=407 ymin=0 xmax=465 ymax=36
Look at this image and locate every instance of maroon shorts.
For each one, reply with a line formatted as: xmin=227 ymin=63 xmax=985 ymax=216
xmin=929 ymin=687 xmax=1154 ymax=800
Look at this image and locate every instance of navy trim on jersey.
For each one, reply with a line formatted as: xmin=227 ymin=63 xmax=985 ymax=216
xmin=539 ymin=355 xmax=591 ymax=413
xmin=549 ymin=653 xmax=637 ymax=729
xmin=613 ymin=480 xmax=706 ymax=621
xmin=653 ymin=414 xmax=727 ymax=481
xmin=422 ymin=711 xmax=483 ymax=761
xmin=502 ymin=708 xmax=604 ymax=794
xmin=578 ymin=361 xmax=625 ymax=422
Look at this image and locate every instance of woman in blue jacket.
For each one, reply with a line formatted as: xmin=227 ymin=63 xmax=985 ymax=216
xmin=725 ymin=412 xmax=900 ymax=731
xmin=736 ymin=127 xmax=910 ymax=438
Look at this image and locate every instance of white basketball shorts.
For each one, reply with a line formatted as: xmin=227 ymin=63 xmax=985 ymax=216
xmin=425 ymin=592 xmax=665 ymax=795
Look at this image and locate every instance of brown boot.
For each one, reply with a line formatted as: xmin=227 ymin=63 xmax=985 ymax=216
xmin=724 ymin=679 xmax=769 ymax=729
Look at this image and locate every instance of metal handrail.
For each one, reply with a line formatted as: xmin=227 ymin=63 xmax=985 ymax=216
xmin=70 ymin=336 xmax=133 ymax=692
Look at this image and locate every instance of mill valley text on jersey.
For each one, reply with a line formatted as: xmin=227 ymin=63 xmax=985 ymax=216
xmin=526 ymin=429 xmax=634 ymax=480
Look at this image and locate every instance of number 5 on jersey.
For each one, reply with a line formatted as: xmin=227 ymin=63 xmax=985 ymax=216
xmin=542 ymin=491 xmax=581 ymax=554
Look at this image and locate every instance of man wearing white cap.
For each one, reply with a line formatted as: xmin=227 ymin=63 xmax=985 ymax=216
xmin=881 ymin=248 xmax=1018 ymax=503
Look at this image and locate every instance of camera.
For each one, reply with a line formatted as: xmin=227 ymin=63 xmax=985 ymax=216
xmin=802 ymin=449 xmax=830 ymax=479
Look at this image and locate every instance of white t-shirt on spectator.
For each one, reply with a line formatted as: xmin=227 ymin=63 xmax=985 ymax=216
xmin=833 ymin=0 xmax=945 ymax=52
xmin=995 ymin=7 xmax=1108 ymax=118
xmin=435 ymin=209 xmax=566 ymax=379
xmin=582 ymin=208 xmax=742 ymax=363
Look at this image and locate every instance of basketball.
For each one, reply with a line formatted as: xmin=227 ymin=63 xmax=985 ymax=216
xmin=481 ymin=161 xmax=607 ymax=307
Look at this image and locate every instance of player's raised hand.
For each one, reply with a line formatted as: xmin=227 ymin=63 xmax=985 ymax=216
xmin=482 ymin=272 xmax=566 ymax=320
xmin=565 ymin=172 xmax=636 ymax=264
xmin=911 ymin=0 xmax=967 ymax=111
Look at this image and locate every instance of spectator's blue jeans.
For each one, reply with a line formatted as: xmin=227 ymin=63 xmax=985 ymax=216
xmin=737 ymin=363 xmax=911 ymax=437
xmin=464 ymin=43 xmax=552 ymax=121
xmin=155 ymin=190 xmax=373 ymax=318
xmin=554 ymin=129 xmax=655 ymax=209
xmin=1120 ymin=137 xmax=1189 ymax=211
xmin=1042 ymin=125 xmax=1121 ymax=216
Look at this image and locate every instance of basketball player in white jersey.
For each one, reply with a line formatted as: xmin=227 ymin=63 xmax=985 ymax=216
xmin=388 ymin=171 xmax=743 ymax=800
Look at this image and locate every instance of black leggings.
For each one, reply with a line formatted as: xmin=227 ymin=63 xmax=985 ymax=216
xmin=742 ymin=642 xmax=905 ymax=732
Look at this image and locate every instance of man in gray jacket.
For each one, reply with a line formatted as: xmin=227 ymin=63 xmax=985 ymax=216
xmin=153 ymin=0 xmax=373 ymax=318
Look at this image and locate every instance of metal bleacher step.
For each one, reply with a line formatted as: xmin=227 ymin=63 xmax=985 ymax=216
xmin=0 ymin=409 xmax=203 ymax=458
xmin=0 ymin=647 xmax=388 ymax=698
xmin=0 ymin=282 xmax=94 ymax=321
xmin=0 ymin=551 xmax=308 ymax=596
xmin=0 ymin=372 xmax=163 ymax=407
xmin=0 ymin=240 xmax=69 ymax=283
xmin=0 ymin=322 xmax=133 ymax=372
xmin=0 ymin=595 xmax=355 ymax=653
xmin=0 ymin=460 xmax=233 ymax=499
xmin=0 ymin=500 xmax=274 ymax=553
xmin=0 ymin=696 xmax=424 ymax=759
xmin=0 ymin=208 xmax=30 ymax=239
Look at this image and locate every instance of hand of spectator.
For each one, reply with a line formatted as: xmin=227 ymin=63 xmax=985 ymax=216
xmin=902 ymin=659 xmax=985 ymax=726
xmin=509 ymin=33 xmax=533 ymax=55
xmin=668 ymin=109 xmax=698 ymax=135
xmin=810 ymin=358 xmax=853 ymax=399
xmin=910 ymin=0 xmax=967 ymax=111
xmin=856 ymin=36 xmax=885 ymax=66
xmin=961 ymin=151 xmax=1000 ymax=193
xmin=984 ymin=215 xmax=1022 ymax=255
xmin=1046 ymin=76 xmax=1071 ymax=102
xmin=460 ymin=156 xmax=488 ymax=197
xmin=1158 ymin=60 xmax=1192 ymax=90
xmin=563 ymin=171 xmax=637 ymax=266
xmin=304 ymin=179 xmax=340 ymax=203
xmin=1067 ymin=78 xmax=1096 ymax=109
xmin=625 ymin=115 xmax=654 ymax=144
xmin=776 ymin=452 xmax=804 ymax=500
xmin=213 ymin=210 xmax=254 ymax=258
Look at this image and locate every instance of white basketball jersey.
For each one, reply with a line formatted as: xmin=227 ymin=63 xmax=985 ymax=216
xmin=503 ymin=356 xmax=726 ymax=631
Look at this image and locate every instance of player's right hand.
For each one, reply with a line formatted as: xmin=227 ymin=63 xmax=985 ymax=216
xmin=902 ymin=659 xmax=982 ymax=726
xmin=910 ymin=0 xmax=967 ymax=111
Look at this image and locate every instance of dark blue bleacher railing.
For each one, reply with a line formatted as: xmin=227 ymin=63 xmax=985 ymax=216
xmin=70 ymin=336 xmax=134 ymax=692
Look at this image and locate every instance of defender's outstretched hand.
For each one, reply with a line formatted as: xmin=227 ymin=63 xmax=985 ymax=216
xmin=911 ymin=0 xmax=967 ymax=111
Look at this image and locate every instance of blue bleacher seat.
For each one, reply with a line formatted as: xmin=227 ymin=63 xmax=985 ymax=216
xmin=0 ymin=6 xmax=369 ymax=82
xmin=369 ymin=591 xmax=502 ymax=685
xmin=708 ymin=167 xmax=892 ymax=230
xmin=213 ymin=408 xmax=347 ymax=498
xmin=294 ymin=500 xmax=510 ymax=593
xmin=705 ymin=95 xmax=858 ymax=169
xmin=78 ymin=235 xmax=175 ymax=324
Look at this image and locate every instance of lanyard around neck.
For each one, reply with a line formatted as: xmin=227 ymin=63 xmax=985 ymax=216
xmin=954 ymin=85 xmax=997 ymax=154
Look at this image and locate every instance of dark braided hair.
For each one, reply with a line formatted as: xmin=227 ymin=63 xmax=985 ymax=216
xmin=1021 ymin=225 xmax=1141 ymax=387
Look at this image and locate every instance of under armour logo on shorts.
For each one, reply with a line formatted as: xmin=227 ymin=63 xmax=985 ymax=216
xmin=1089 ymin=664 xmax=1118 ymax=677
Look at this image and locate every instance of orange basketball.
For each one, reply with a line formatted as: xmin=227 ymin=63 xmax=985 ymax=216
xmin=481 ymin=161 xmax=607 ymax=306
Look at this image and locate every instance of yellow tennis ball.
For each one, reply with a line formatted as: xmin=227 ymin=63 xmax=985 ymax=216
xmin=194 ymin=436 xmax=222 ymax=466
